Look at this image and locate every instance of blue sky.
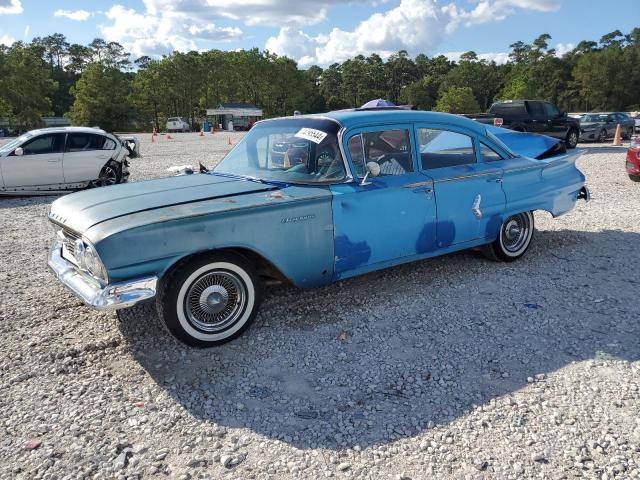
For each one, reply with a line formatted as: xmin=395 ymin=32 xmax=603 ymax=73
xmin=0 ymin=0 xmax=637 ymax=66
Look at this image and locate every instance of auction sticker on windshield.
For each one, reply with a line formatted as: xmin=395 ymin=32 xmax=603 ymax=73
xmin=295 ymin=128 xmax=328 ymax=144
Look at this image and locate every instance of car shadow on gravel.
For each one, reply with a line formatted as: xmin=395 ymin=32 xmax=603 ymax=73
xmin=117 ymin=228 xmax=640 ymax=451
xmin=0 ymin=195 xmax=59 ymax=209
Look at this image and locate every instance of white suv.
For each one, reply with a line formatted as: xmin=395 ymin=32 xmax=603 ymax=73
xmin=166 ymin=117 xmax=190 ymax=133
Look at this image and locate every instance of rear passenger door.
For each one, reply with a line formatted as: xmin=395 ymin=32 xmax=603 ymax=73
xmin=415 ymin=125 xmax=506 ymax=246
xmin=62 ymin=133 xmax=112 ymax=183
xmin=525 ymin=101 xmax=548 ymax=134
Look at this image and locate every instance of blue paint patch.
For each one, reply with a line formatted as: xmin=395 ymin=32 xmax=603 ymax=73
xmin=437 ymin=220 xmax=456 ymax=248
xmin=485 ymin=214 xmax=503 ymax=240
xmin=335 ymin=235 xmax=372 ymax=272
xmin=415 ymin=222 xmax=437 ymax=253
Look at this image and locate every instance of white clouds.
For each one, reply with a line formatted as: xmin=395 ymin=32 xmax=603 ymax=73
xmin=554 ymin=42 xmax=575 ymax=57
xmin=0 ymin=33 xmax=15 ymax=46
xmin=0 ymin=0 xmax=22 ymax=15
xmin=23 ymin=24 xmax=29 ymax=37
xmin=100 ymin=4 xmax=243 ymax=57
xmin=265 ymin=0 xmax=562 ymax=66
xmin=54 ymin=9 xmax=91 ymax=21
xmin=140 ymin=0 xmax=364 ymax=27
xmin=441 ymin=51 xmax=511 ymax=65
xmin=267 ymin=0 xmax=450 ymax=66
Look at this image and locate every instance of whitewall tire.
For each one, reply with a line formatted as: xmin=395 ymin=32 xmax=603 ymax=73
xmin=157 ymin=252 xmax=261 ymax=347
xmin=482 ymin=211 xmax=534 ymax=262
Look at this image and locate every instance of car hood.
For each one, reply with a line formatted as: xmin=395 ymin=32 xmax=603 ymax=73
xmin=49 ymin=173 xmax=278 ymax=233
xmin=485 ymin=126 xmax=565 ymax=159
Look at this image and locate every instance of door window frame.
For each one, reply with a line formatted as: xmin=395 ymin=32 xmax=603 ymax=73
xmin=343 ymin=123 xmax=418 ymax=180
xmin=18 ymin=133 xmax=65 ymax=156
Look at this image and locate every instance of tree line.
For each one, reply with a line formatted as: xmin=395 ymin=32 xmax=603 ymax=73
xmin=0 ymin=28 xmax=638 ymax=132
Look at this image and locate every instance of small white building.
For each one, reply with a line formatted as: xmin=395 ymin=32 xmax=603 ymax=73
xmin=206 ymin=103 xmax=263 ymax=131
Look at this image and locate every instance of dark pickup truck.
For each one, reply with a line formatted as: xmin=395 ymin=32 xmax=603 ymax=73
xmin=465 ymin=100 xmax=580 ymax=149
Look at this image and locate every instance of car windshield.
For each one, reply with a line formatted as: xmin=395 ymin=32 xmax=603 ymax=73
xmin=0 ymin=132 xmax=33 ymax=153
xmin=214 ymin=118 xmax=347 ymax=184
xmin=581 ymin=114 xmax=609 ymax=122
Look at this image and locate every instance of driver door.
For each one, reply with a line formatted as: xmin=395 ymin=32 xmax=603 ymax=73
xmin=330 ymin=124 xmax=437 ymax=278
xmin=1 ymin=133 xmax=65 ymax=188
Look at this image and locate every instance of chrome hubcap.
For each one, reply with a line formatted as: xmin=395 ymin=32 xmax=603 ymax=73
xmin=501 ymin=214 xmax=530 ymax=253
xmin=185 ymin=270 xmax=246 ymax=333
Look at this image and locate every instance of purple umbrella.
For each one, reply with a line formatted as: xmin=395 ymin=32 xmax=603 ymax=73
xmin=360 ymin=99 xmax=396 ymax=108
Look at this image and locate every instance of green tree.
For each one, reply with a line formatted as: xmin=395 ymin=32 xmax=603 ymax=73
xmin=433 ymin=86 xmax=480 ymax=113
xmin=67 ymin=63 xmax=133 ymax=131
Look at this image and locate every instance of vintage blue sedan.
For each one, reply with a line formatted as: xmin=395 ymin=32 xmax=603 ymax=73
xmin=48 ymin=109 xmax=589 ymax=347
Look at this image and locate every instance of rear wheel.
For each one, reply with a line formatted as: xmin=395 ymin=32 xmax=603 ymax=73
xmin=566 ymin=129 xmax=579 ymax=149
xmin=482 ymin=212 xmax=534 ymax=262
xmin=156 ymin=252 xmax=262 ymax=347
xmin=629 ymin=174 xmax=640 ymax=182
xmin=598 ymin=129 xmax=607 ymax=143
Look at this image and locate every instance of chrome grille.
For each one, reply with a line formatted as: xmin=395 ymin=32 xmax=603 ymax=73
xmin=59 ymin=228 xmax=81 ymax=265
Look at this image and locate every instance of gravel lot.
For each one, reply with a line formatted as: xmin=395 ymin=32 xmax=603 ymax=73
xmin=0 ymin=133 xmax=638 ymax=479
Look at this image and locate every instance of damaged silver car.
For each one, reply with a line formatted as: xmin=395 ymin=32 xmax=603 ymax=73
xmin=0 ymin=126 xmax=139 ymax=195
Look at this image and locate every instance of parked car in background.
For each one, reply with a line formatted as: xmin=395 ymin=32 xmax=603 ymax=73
xmin=579 ymin=112 xmax=635 ymax=142
xmin=48 ymin=109 xmax=589 ymax=347
xmin=465 ymin=100 xmax=581 ymax=149
xmin=631 ymin=114 xmax=640 ymax=132
xmin=626 ymin=136 xmax=640 ymax=181
xmin=0 ymin=127 xmax=139 ymax=195
xmin=166 ymin=117 xmax=190 ymax=133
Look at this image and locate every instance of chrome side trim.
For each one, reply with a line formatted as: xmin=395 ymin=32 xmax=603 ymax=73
xmin=402 ymin=180 xmax=434 ymax=189
xmin=433 ymin=171 xmax=499 ymax=183
xmin=48 ymin=239 xmax=157 ymax=310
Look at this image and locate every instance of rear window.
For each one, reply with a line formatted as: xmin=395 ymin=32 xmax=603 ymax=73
xmin=489 ymin=102 xmax=525 ymax=115
xmin=66 ymin=133 xmax=105 ymax=152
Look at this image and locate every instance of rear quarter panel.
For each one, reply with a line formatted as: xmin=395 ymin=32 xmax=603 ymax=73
xmin=501 ymin=150 xmax=586 ymax=218
xmin=86 ymin=185 xmax=336 ymax=288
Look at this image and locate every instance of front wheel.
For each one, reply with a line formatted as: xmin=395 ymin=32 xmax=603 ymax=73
xmin=156 ymin=252 xmax=261 ymax=347
xmin=565 ymin=129 xmax=579 ymax=149
xmin=482 ymin=212 xmax=535 ymax=262
xmin=629 ymin=174 xmax=640 ymax=183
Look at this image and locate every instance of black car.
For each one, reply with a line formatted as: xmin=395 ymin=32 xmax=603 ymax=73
xmin=465 ymin=100 xmax=580 ymax=148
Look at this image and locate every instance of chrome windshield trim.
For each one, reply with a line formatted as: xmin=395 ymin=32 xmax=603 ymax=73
xmin=48 ymin=239 xmax=157 ymax=310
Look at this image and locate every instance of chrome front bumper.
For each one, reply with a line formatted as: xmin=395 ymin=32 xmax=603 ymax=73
xmin=48 ymin=240 xmax=157 ymax=310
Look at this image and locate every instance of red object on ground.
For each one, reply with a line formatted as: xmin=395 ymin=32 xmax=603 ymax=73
xmin=133 ymin=401 xmax=145 ymax=408
xmin=167 ymin=134 xmax=173 ymax=140
xmin=227 ymin=136 xmax=232 ymax=145
xmin=626 ymin=137 xmax=640 ymax=180
xmin=24 ymin=440 xmax=41 ymax=450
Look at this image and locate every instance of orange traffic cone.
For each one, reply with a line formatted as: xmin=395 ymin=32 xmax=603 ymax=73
xmin=613 ymin=124 xmax=622 ymax=146
xmin=152 ymin=126 xmax=157 ymax=137
xmin=151 ymin=134 xmax=155 ymax=143
xmin=167 ymin=134 xmax=173 ymax=140
xmin=227 ymin=136 xmax=232 ymax=146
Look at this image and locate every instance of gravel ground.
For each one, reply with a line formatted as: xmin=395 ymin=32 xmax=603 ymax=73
xmin=0 ymin=133 xmax=638 ymax=479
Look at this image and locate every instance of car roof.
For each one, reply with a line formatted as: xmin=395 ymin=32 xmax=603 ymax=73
xmin=28 ymin=126 xmax=108 ymax=135
xmin=288 ymin=109 xmax=489 ymax=135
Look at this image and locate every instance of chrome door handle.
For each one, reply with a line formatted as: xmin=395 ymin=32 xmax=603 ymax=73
xmin=471 ymin=194 xmax=482 ymax=219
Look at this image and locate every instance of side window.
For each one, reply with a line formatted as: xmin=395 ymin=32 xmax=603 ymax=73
xmin=418 ymin=128 xmax=476 ymax=169
xmin=102 ymin=137 xmax=117 ymax=150
xmin=66 ymin=133 xmax=104 ymax=152
xmin=347 ymin=134 xmax=365 ymax=177
xmin=544 ymin=103 xmax=559 ymax=117
xmin=480 ymin=142 xmax=503 ymax=162
xmin=527 ymin=101 xmax=545 ymax=117
xmin=22 ymin=134 xmax=63 ymax=155
xmin=363 ymin=129 xmax=413 ymax=176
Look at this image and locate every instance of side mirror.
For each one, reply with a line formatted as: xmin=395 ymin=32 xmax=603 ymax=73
xmin=14 ymin=147 xmax=23 ymax=156
xmin=360 ymin=162 xmax=380 ymax=186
